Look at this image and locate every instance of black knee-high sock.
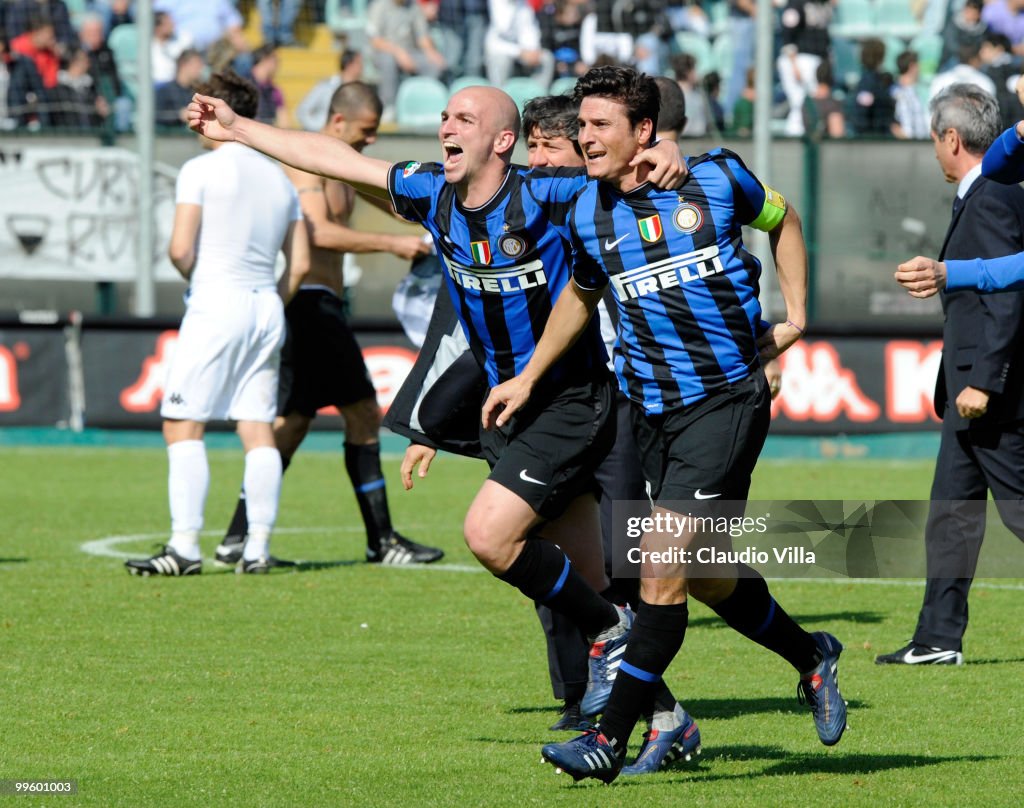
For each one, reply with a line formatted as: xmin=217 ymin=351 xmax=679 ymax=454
xmin=344 ymin=442 xmax=393 ymax=545
xmin=498 ymin=540 xmax=619 ymax=638
xmin=224 ymin=455 xmax=291 ymax=541
xmin=709 ymin=564 xmax=821 ymax=672
xmin=598 ymin=600 xmax=688 ymax=750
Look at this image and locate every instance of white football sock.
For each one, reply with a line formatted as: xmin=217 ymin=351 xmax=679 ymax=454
xmin=242 ymin=446 xmax=282 ymax=560
xmin=167 ymin=440 xmax=208 ymax=561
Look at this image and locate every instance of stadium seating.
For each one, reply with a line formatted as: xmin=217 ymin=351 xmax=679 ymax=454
xmin=325 ymin=0 xmax=369 ymax=37
xmin=711 ymin=32 xmax=733 ymax=84
xmin=882 ymin=35 xmax=906 ymax=75
xmin=876 ymin=0 xmax=921 ymax=39
xmin=910 ymin=32 xmax=943 ymax=80
xmin=673 ymin=31 xmax=714 ymax=75
xmin=396 ymin=76 xmax=448 ymax=128
xmin=107 ymin=23 xmax=139 ymax=99
xmin=832 ymin=36 xmax=861 ymax=90
xmin=831 ymin=0 xmax=876 ymax=40
xmin=502 ymin=77 xmax=548 ymax=112
xmin=448 ymin=75 xmax=491 ymax=96
xmin=548 ymin=76 xmax=577 ymax=98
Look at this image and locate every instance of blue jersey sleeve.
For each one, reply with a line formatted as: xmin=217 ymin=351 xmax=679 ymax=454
xmin=388 ymin=161 xmax=446 ymax=224
xmin=524 ymin=166 xmax=590 ymax=228
xmin=982 ymin=126 xmax=1024 ymax=185
xmin=569 ymin=208 xmax=609 ymax=291
xmin=946 ymin=254 xmax=1024 ymax=293
xmin=719 ymin=149 xmax=788 ymax=231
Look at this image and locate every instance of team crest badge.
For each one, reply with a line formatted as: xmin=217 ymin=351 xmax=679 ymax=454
xmin=470 ymin=240 xmax=492 ymax=264
xmin=638 ymin=215 xmax=663 ymax=243
xmin=672 ymin=203 xmax=703 ymax=234
xmin=498 ymin=234 xmax=527 ymax=258
xmin=402 ymin=161 xmax=421 ymax=178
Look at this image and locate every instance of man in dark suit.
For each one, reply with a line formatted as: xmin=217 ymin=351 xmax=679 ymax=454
xmin=878 ymin=83 xmax=1024 ymax=666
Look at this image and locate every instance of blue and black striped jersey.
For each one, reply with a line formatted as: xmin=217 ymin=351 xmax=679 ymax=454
xmin=388 ymin=161 xmax=606 ymax=387
xmin=570 ymin=148 xmax=788 ymax=415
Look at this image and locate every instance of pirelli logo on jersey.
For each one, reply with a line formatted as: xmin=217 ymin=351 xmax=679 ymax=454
xmin=610 ymin=245 xmax=724 ymax=301
xmin=444 ymin=257 xmax=548 ymax=294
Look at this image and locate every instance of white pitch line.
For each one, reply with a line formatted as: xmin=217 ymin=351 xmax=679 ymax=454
xmin=79 ymin=528 xmax=480 ymax=572
xmin=75 ymin=534 xmax=1024 ymax=588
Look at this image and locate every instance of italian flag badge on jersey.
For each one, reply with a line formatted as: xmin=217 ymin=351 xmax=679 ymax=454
xmin=638 ymin=215 xmax=663 ymax=243
xmin=470 ymin=240 xmax=492 ymax=264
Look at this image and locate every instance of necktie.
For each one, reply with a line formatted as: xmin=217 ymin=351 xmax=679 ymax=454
xmin=952 ymin=195 xmax=964 ymax=217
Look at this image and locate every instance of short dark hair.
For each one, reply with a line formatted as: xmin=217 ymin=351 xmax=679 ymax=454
xmin=176 ymin=48 xmax=203 ymax=70
xmin=965 ymin=0 xmax=984 ymax=11
xmin=653 ymin=76 xmax=685 ymax=136
xmin=195 ymin=69 xmax=260 ymax=120
xmin=895 ymin=50 xmax=918 ymax=75
xmin=522 ymin=94 xmax=579 ymax=142
xmin=340 ymin=49 xmax=361 ymax=71
xmin=816 ymin=61 xmax=834 ymax=86
xmin=861 ymin=38 xmax=886 ymax=71
xmin=252 ymin=43 xmax=277 ymax=64
xmin=671 ymin=53 xmax=697 ymax=81
xmin=985 ymin=32 xmax=1012 ymax=52
xmin=572 ymin=65 xmax=659 ymax=142
xmin=327 ymin=80 xmax=383 ymax=120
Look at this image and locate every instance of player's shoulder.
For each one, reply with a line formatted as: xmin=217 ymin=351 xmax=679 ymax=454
xmin=977 ymin=174 xmax=1024 ymax=208
xmin=394 ymin=159 xmax=445 ymax=179
xmin=686 ymin=147 xmax=749 ymax=176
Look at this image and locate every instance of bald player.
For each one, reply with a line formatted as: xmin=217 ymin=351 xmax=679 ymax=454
xmin=187 ymin=85 xmax=690 ymax=720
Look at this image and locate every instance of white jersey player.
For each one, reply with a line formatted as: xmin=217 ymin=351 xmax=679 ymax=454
xmin=126 ymin=70 xmax=309 ymax=577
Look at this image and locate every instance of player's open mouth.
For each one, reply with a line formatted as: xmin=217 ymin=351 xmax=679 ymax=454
xmin=443 ymin=141 xmax=464 ymax=165
xmin=585 ymin=149 xmax=606 ymax=164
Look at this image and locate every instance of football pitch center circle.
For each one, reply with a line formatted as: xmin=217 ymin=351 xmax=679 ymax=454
xmin=79 ymin=527 xmax=482 ymax=572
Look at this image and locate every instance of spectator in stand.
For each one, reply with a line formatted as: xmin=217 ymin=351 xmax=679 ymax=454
xmin=152 ymin=10 xmax=194 ymax=86
xmin=250 ymin=43 xmax=290 ymax=128
xmin=296 ymin=49 xmax=364 ymax=131
xmin=941 ymin=0 xmax=989 ymax=71
xmin=665 ymin=0 xmax=709 ymax=37
xmin=672 ymin=52 xmax=708 ymax=137
xmin=703 ymin=70 xmax=725 ymax=134
xmin=930 ymin=42 xmax=997 ymax=100
xmin=730 ymin=65 xmax=755 ymax=136
xmin=11 ymin=16 xmax=59 ymax=89
xmin=77 ymin=12 xmax=130 ymax=131
xmin=0 ymin=27 xmax=48 ymax=129
xmin=438 ymin=0 xmax=488 ymax=79
xmin=724 ymin=0 xmax=756 ymax=118
xmin=982 ymin=0 xmax=1024 ymax=55
xmin=4 ymin=0 xmax=76 ymax=51
xmin=47 ymin=47 xmax=109 ymax=129
xmin=892 ymin=50 xmax=930 ymax=139
xmin=539 ymin=0 xmax=587 ymax=79
xmin=777 ymin=0 xmax=832 ymax=136
xmin=981 ymin=32 xmax=1024 ymax=128
xmin=156 ymin=48 xmax=205 ymax=128
xmin=258 ymin=0 xmax=301 ymax=47
xmin=484 ymin=0 xmax=554 ymax=88
xmin=366 ymin=0 xmax=446 ymax=119
xmin=849 ymin=37 xmax=896 ymax=137
xmin=806 ymin=61 xmax=846 ymax=138
xmin=99 ymin=0 xmax=134 ymax=35
xmin=155 ymin=0 xmax=249 ymax=55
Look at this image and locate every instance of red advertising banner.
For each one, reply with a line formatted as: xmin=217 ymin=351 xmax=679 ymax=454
xmin=1 ymin=319 xmax=947 ymax=435
xmin=0 ymin=327 xmax=70 ymax=426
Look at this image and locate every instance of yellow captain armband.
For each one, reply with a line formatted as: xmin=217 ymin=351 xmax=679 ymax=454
xmin=750 ymin=185 xmax=787 ymax=232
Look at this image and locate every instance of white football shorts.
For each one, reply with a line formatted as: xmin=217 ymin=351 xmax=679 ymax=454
xmin=160 ymin=286 xmax=285 ymax=423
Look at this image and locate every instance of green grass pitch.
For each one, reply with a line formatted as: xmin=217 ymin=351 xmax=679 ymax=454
xmin=1 ymin=445 xmax=1022 ymax=807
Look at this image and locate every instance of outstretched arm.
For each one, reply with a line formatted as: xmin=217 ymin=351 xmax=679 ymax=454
xmin=187 ymin=93 xmax=392 ymax=199
xmin=481 ymin=281 xmax=604 ymax=429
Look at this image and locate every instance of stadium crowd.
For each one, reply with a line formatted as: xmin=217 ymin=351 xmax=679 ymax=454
xmin=4 ymin=1 xmax=1024 ymax=136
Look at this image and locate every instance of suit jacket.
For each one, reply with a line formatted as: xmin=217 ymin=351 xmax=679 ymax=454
xmin=936 ymin=174 xmax=1024 ymax=429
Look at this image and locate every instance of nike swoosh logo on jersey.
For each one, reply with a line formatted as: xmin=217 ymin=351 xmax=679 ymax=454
xmin=694 ymin=490 xmax=721 ymax=500
xmin=519 ymin=469 xmax=546 ymax=486
xmin=604 ymin=233 xmax=630 ymax=250
xmin=903 ymin=647 xmax=960 ymax=664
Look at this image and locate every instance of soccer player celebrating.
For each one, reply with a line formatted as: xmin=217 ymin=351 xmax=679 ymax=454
xmin=214 ymin=81 xmax=445 ymax=568
xmin=483 ymin=66 xmax=848 ymax=782
xmin=126 ymin=70 xmax=309 ymax=576
xmin=185 ymin=84 xmax=687 ymax=711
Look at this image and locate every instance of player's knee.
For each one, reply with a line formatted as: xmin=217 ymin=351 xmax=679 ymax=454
xmin=688 ymin=576 xmax=736 ymax=606
xmin=343 ymin=398 xmax=382 ymax=443
xmin=463 ymin=512 xmax=511 ymax=571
